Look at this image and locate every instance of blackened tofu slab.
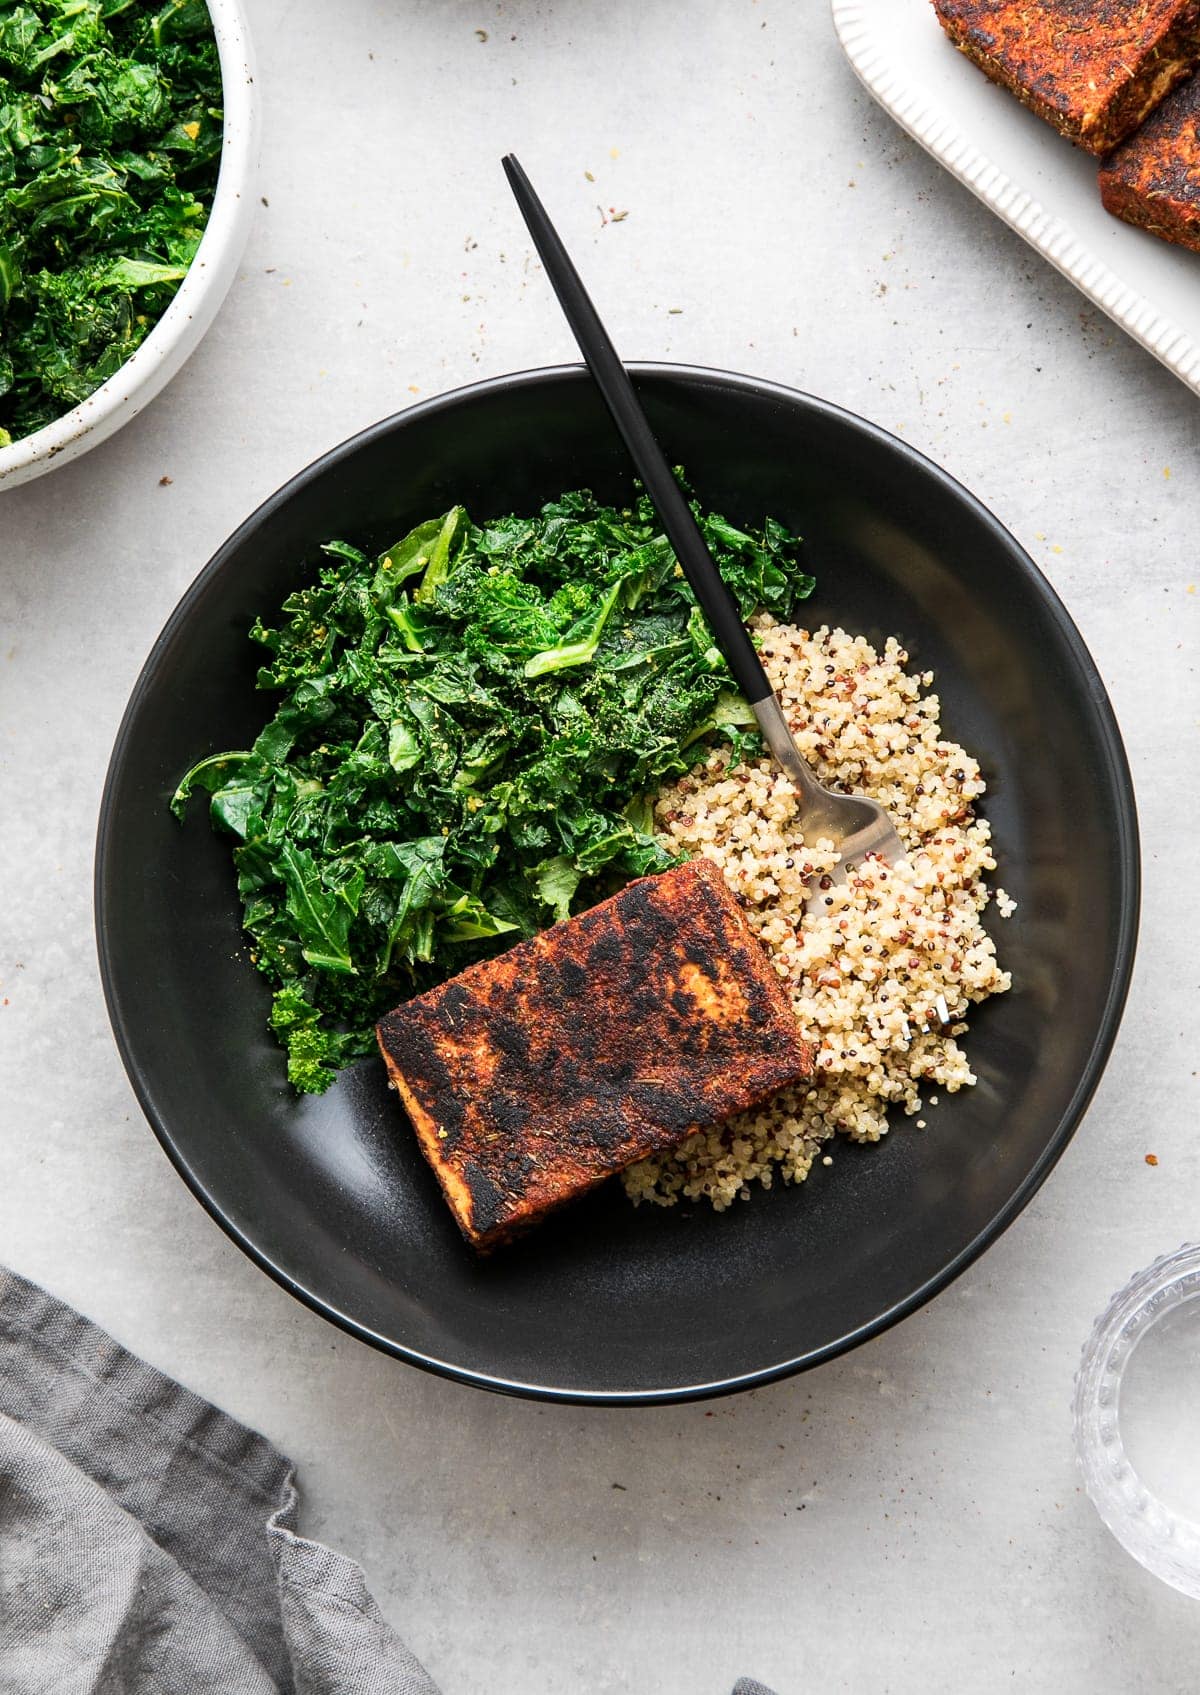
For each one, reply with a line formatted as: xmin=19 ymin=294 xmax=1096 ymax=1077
xmin=1100 ymin=70 xmax=1200 ymax=248
xmin=933 ymin=0 xmax=1200 ymax=155
xmin=376 ymin=857 xmax=812 ymax=1251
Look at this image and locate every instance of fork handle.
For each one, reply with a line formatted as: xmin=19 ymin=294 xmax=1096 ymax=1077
xmin=502 ymin=154 xmax=775 ymax=708
xmin=753 ymin=692 xmax=844 ymax=825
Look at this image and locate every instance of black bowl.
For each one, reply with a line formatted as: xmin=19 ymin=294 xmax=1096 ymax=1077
xmin=95 ymin=365 xmax=1139 ymax=1404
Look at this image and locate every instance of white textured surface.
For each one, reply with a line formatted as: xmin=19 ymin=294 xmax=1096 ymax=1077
xmin=2 ymin=2 xmax=1200 ymax=1691
xmin=833 ymin=0 xmax=1200 ymax=397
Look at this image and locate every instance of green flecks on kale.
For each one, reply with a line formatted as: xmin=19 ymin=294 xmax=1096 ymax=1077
xmin=173 ymin=484 xmax=815 ymax=1093
xmin=0 ymin=0 xmax=222 ymax=446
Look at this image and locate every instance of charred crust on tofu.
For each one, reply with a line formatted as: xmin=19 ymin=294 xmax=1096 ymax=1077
xmin=1099 ymin=71 xmax=1200 ymax=248
xmin=933 ymin=0 xmax=1200 ymax=154
xmin=375 ymin=857 xmax=812 ymax=1251
xmin=375 ymin=1013 xmax=466 ymax=1151
xmin=462 ymin=1162 xmax=509 ymax=1236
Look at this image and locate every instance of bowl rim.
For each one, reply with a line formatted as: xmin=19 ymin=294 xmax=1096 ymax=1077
xmin=1073 ymin=1244 xmax=1200 ymax=1597
xmin=0 ymin=0 xmax=256 ymax=484
xmin=94 ymin=360 xmax=1142 ymax=1405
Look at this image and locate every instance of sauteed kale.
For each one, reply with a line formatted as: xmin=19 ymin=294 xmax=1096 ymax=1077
xmin=173 ymin=486 xmax=814 ymax=1092
xmin=0 ymin=0 xmax=222 ymax=445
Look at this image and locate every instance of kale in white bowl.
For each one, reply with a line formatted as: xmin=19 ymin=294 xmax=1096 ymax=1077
xmin=0 ymin=0 xmax=222 ymax=445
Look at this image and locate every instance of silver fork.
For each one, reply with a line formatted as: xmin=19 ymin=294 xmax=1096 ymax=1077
xmin=504 ymin=154 xmax=909 ymax=904
xmin=754 ymin=694 xmax=908 ymax=898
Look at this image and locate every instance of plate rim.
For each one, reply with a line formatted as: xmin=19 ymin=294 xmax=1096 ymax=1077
xmin=94 ymin=360 xmax=1142 ymax=1405
xmin=831 ymin=0 xmax=1200 ymax=400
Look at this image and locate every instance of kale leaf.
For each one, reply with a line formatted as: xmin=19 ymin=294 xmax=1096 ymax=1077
xmin=0 ymin=0 xmax=222 ymax=445
xmin=174 ymin=485 xmax=815 ymax=1093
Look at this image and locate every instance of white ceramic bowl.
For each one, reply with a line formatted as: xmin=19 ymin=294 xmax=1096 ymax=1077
xmin=0 ymin=0 xmax=258 ymax=490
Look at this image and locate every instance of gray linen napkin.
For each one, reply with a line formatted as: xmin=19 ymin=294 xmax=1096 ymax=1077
xmin=0 ymin=1267 xmax=437 ymax=1695
xmin=0 ymin=1268 xmax=779 ymax=1694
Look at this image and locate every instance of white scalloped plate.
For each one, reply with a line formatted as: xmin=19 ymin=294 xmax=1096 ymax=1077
xmin=832 ymin=0 xmax=1200 ymax=397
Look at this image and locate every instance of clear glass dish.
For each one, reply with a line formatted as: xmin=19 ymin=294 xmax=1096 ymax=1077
xmin=1073 ymin=1243 xmax=1200 ymax=1598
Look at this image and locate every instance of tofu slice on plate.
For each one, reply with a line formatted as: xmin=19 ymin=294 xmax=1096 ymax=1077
xmin=932 ymin=0 xmax=1200 ymax=154
xmin=1100 ymin=70 xmax=1200 ymax=250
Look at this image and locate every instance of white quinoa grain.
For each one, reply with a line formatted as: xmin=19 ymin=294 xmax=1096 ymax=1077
xmin=622 ymin=619 xmax=1011 ymax=1212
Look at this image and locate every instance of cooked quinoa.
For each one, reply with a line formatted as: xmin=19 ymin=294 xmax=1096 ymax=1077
xmin=622 ymin=618 xmax=1013 ymax=1211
